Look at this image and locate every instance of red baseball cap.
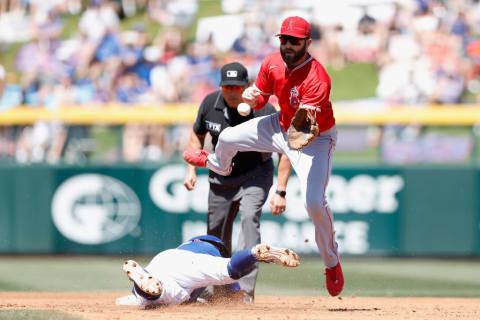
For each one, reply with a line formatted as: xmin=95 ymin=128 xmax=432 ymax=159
xmin=276 ymin=16 xmax=311 ymax=39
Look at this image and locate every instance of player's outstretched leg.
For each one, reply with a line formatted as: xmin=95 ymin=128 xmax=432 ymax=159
xmin=252 ymin=244 xmax=300 ymax=267
xmin=123 ymin=260 xmax=163 ymax=298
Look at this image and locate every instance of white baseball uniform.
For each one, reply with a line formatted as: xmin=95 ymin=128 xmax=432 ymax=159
xmin=116 ymin=237 xmax=300 ymax=307
xmin=144 ymin=249 xmax=236 ymax=305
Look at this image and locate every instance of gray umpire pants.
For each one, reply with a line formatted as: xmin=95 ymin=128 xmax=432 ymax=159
xmin=207 ymin=159 xmax=273 ymax=297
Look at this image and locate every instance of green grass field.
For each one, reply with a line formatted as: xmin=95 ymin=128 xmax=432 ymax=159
xmin=1 ymin=256 xmax=479 ymax=297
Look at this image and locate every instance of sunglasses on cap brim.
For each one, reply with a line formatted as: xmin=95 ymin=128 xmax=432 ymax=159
xmin=222 ymin=85 xmax=244 ymax=92
xmin=279 ymin=36 xmax=307 ymax=45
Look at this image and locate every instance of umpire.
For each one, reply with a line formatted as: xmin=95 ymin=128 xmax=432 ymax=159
xmin=183 ymin=62 xmax=291 ymax=304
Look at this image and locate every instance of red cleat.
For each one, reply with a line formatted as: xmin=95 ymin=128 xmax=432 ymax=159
xmin=183 ymin=149 xmax=210 ymax=167
xmin=325 ymin=262 xmax=344 ymax=296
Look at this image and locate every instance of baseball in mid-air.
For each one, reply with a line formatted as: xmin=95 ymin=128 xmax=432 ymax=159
xmin=237 ymin=103 xmax=251 ymax=116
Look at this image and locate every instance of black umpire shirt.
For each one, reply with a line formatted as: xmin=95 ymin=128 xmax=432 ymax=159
xmin=193 ymin=90 xmax=277 ymax=185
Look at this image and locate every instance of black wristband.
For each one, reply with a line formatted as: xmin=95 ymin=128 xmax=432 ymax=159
xmin=275 ymin=190 xmax=286 ymax=198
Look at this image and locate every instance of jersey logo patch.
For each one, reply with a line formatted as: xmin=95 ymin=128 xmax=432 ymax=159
xmin=205 ymin=121 xmax=221 ymax=132
xmin=289 ymin=87 xmax=300 ymax=108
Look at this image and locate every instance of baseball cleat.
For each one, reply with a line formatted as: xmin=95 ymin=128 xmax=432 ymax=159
xmin=183 ymin=149 xmax=210 ymax=167
xmin=252 ymin=244 xmax=300 ymax=267
xmin=325 ymin=262 xmax=344 ymax=296
xmin=116 ymin=294 xmax=142 ymax=306
xmin=123 ymin=260 xmax=163 ymax=297
xmin=115 ymin=293 xmax=163 ymax=309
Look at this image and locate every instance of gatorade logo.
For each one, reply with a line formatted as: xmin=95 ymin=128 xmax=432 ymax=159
xmin=52 ymin=174 xmax=141 ymax=245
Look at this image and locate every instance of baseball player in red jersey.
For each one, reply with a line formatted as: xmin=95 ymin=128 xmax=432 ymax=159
xmin=184 ymin=16 xmax=344 ymax=296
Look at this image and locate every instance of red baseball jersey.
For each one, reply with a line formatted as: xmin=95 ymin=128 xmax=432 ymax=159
xmin=254 ymin=52 xmax=335 ymax=132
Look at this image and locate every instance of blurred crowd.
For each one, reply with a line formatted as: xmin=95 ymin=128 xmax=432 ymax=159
xmin=0 ymin=0 xmax=479 ymax=164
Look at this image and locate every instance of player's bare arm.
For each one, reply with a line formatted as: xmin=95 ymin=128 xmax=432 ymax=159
xmin=270 ymin=153 xmax=292 ymax=215
xmin=183 ymin=131 xmax=206 ymax=191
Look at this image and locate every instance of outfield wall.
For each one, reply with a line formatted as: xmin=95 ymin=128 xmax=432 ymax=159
xmin=0 ymin=163 xmax=478 ymax=256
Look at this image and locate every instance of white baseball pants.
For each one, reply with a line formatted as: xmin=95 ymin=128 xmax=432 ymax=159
xmin=207 ymin=112 xmax=339 ymax=268
xmin=145 ymin=249 xmax=236 ymax=305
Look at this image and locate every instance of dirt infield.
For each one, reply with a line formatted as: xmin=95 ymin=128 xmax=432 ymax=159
xmin=1 ymin=292 xmax=479 ymax=320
